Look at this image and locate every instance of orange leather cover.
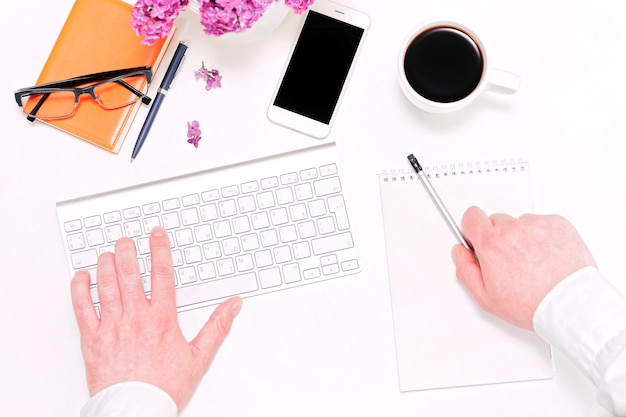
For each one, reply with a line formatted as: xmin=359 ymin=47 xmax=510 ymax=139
xmin=29 ymin=0 xmax=172 ymax=153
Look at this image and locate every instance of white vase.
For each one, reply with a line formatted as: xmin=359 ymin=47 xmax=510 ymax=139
xmin=188 ymin=0 xmax=290 ymax=42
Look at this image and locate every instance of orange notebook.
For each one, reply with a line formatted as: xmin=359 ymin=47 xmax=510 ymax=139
xmin=28 ymin=0 xmax=173 ymax=153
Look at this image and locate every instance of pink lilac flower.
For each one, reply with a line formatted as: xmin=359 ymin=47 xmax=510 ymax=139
xmin=131 ymin=0 xmax=189 ymax=45
xmin=198 ymin=0 xmax=274 ymax=36
xmin=284 ymin=0 xmax=314 ymax=14
xmin=194 ymin=63 xmax=222 ymax=91
xmin=187 ymin=120 xmax=202 ymax=148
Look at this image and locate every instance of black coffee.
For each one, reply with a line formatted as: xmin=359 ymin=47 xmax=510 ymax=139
xmin=404 ymin=27 xmax=483 ymax=103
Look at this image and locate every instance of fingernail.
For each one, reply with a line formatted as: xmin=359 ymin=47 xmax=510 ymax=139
xmin=230 ymin=297 xmax=243 ymax=318
xmin=152 ymin=226 xmax=166 ymax=237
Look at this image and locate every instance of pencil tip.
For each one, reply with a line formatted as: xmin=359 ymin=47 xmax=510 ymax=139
xmin=130 ymin=158 xmax=134 ymax=163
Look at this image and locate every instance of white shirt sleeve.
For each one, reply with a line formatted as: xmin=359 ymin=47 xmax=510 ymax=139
xmin=80 ymin=381 xmax=178 ymax=417
xmin=533 ymin=266 xmax=626 ymax=415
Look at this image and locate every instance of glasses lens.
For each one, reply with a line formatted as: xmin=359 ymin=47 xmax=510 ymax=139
xmin=23 ymin=90 xmax=76 ymax=119
xmin=94 ymin=73 xmax=149 ymax=109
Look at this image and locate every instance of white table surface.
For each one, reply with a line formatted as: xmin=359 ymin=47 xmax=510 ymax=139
xmin=1 ymin=1 xmax=624 ymax=416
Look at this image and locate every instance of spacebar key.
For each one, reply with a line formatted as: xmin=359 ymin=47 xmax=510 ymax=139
xmin=312 ymin=232 xmax=354 ymax=255
xmin=176 ymin=272 xmax=259 ymax=309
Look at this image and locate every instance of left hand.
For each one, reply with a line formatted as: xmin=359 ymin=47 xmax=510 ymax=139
xmin=70 ymin=226 xmax=242 ymax=409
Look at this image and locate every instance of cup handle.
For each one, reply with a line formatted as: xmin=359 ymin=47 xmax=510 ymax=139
xmin=486 ymin=68 xmax=521 ymax=95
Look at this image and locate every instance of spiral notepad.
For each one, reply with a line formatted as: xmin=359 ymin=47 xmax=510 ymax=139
xmin=379 ymin=159 xmax=554 ymax=392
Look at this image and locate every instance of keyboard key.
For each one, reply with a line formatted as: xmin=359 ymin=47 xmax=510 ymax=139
xmin=222 ymin=237 xmax=241 ymax=256
xmin=298 ymin=221 xmax=316 ymax=239
xmin=217 ymin=258 xmax=235 ymax=276
xmin=317 ymin=217 xmax=336 ymax=235
xmin=64 ymin=219 xmax=82 ymax=233
xmin=292 ymin=242 xmax=311 ymax=259
xmin=143 ymin=202 xmax=161 ymax=215
xmin=312 ymin=232 xmax=354 ymax=255
xmin=341 ymin=259 xmax=359 ymax=271
xmin=221 ymin=185 xmax=239 ymax=198
xmin=319 ymin=163 xmax=338 ymax=176
xmin=104 ymin=211 xmax=122 ymax=223
xmin=175 ymin=229 xmax=194 ymax=246
xmin=202 ymin=242 xmax=221 ymax=259
xmin=273 ymin=246 xmax=292 ymax=263
xmin=181 ymin=208 xmax=200 ymax=226
xmin=194 ymin=224 xmax=213 ymax=242
xmin=327 ymin=195 xmax=350 ymax=230
xmin=105 ymin=224 xmax=123 ymax=242
xmin=261 ymin=177 xmax=279 ymax=189
xmin=308 ymin=199 xmax=327 ymax=217
xmin=232 ymin=216 xmax=251 ymax=234
xmin=237 ymin=195 xmax=256 ymax=213
xmin=198 ymin=262 xmax=216 ymax=280
xmin=257 ymin=191 xmax=275 ymax=209
xmin=322 ymin=264 xmax=340 ymax=275
xmin=175 ymin=273 xmax=258 ymax=309
xmin=241 ymin=181 xmax=259 ymax=193
xmin=282 ymin=263 xmax=301 ymax=284
xmin=184 ymin=246 xmax=203 ymax=263
xmin=275 ymin=187 xmax=294 ymax=205
xmin=162 ymin=198 xmax=180 ymax=211
xmin=200 ymin=204 xmax=218 ymax=222
xmin=279 ymin=224 xmax=298 ymax=243
xmin=67 ymin=233 xmax=86 ymax=251
xmin=235 ymin=254 xmax=254 ymax=272
xmin=299 ymin=168 xmax=318 ymax=180
xmin=219 ymin=200 xmax=237 ymax=217
xmin=213 ymin=220 xmax=232 ymax=238
xmin=124 ymin=220 xmax=142 ymax=238
xmin=241 ymin=233 xmax=260 ymax=251
xmin=254 ymin=250 xmax=273 ymax=268
xmin=162 ymin=212 xmax=180 ymax=229
xmin=314 ymin=177 xmax=341 ymax=196
xmin=289 ymin=203 xmax=307 ymax=221
xmin=123 ymin=207 xmax=141 ymax=219
xmin=259 ymin=268 xmax=282 ymax=289
xmin=303 ymin=268 xmax=321 ymax=280
xmin=201 ymin=190 xmax=220 ymax=202
xmin=251 ymin=212 xmax=270 ymax=230
xmin=86 ymin=229 xmax=105 ymax=247
xmin=270 ymin=207 xmax=289 ymax=225
xmin=280 ymin=172 xmax=298 ymax=185
xmin=294 ymin=183 xmax=313 ymax=200
xmin=182 ymin=194 xmax=200 ymax=206
xmin=142 ymin=216 xmax=161 ymax=234
xmin=84 ymin=216 xmax=102 ymax=228
xmin=71 ymin=249 xmax=98 ymax=269
xmin=179 ymin=266 xmax=198 ymax=285
xmin=260 ymin=229 xmax=279 ymax=247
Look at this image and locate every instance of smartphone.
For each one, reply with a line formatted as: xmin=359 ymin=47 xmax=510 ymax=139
xmin=267 ymin=1 xmax=370 ymax=139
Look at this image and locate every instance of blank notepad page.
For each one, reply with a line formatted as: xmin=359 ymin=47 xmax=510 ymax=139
xmin=379 ymin=159 xmax=553 ymax=392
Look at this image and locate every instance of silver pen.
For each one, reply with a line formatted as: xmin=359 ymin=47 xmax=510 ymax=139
xmin=407 ymin=154 xmax=474 ymax=253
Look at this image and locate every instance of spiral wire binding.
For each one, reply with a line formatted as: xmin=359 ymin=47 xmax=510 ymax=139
xmin=380 ymin=158 xmax=527 ymax=183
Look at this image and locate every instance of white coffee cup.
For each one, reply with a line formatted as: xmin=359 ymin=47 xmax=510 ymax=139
xmin=398 ymin=20 xmax=521 ymax=113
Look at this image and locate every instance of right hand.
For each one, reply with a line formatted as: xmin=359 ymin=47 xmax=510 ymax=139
xmin=452 ymin=206 xmax=596 ymax=331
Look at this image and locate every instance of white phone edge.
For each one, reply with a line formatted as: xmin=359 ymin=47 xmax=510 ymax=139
xmin=266 ymin=0 xmax=371 ymax=139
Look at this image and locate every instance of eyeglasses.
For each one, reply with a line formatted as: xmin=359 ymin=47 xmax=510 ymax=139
xmin=14 ymin=66 xmax=153 ymax=122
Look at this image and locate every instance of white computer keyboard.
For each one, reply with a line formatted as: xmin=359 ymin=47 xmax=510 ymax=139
xmin=56 ymin=142 xmax=361 ymax=313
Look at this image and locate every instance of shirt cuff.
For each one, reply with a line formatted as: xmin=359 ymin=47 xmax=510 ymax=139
xmin=80 ymin=381 xmax=178 ymax=417
xmin=533 ymin=266 xmax=626 ymax=384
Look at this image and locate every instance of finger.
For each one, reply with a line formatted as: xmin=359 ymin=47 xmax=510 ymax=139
xmin=452 ymin=244 xmax=487 ymax=308
xmin=460 ymin=206 xmax=491 ymax=241
xmin=70 ymin=270 xmax=99 ymax=336
xmin=114 ymin=237 xmax=147 ymax=310
xmin=488 ymin=212 xmax=516 ymax=225
xmin=189 ymin=297 xmax=243 ymax=369
xmin=149 ymin=227 xmax=176 ymax=311
xmin=96 ymin=252 xmax=122 ymax=318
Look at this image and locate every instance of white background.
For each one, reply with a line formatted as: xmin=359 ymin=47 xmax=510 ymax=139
xmin=1 ymin=0 xmax=624 ymax=416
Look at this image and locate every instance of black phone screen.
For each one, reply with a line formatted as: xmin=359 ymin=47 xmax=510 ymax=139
xmin=273 ymin=11 xmax=365 ymax=125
